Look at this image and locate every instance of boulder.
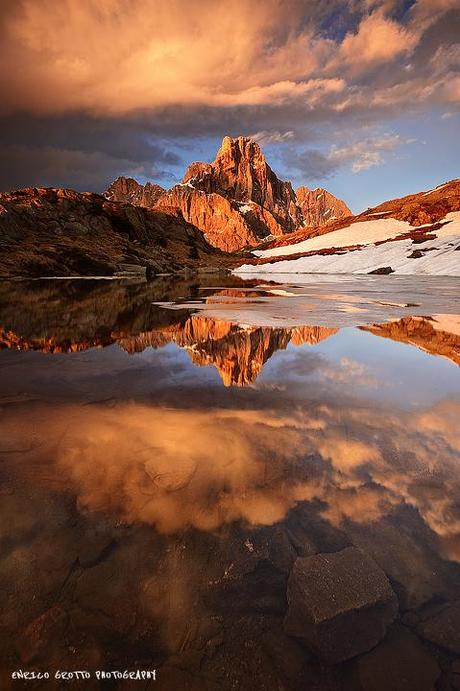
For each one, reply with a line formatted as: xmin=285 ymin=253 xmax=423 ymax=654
xmin=351 ymin=626 xmax=440 ymax=691
xmin=284 ymin=547 xmax=398 ymax=663
xmin=368 ymin=266 xmax=394 ymax=274
xmin=418 ymin=601 xmax=460 ymax=654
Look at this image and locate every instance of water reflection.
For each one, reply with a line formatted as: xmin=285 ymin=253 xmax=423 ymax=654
xmin=2 ymin=397 xmax=459 ymax=547
xmin=1 ymin=278 xmax=460 ymax=690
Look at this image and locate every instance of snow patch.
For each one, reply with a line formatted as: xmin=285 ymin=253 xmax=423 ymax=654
xmin=236 ymin=233 xmax=460 ymax=277
xmin=254 ymin=211 xmax=460 ymax=261
xmin=179 ymin=181 xmax=196 ymax=189
xmin=423 ymin=181 xmax=452 ymax=196
xmin=254 ymin=218 xmax=410 ymax=258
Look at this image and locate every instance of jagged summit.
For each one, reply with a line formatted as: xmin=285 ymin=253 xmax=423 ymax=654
xmin=180 ymin=134 xmax=302 ymax=230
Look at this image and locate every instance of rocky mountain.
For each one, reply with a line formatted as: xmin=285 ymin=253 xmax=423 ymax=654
xmin=0 ymin=187 xmax=229 ymax=278
xmin=104 ymin=136 xmax=349 ymax=253
xmin=236 ymin=179 xmax=460 ymax=276
xmin=183 ymin=136 xmax=303 ymax=231
xmin=104 ymin=176 xmax=165 ymax=207
xmin=155 ymin=136 xmax=303 ymax=251
xmin=296 ymin=186 xmax=351 ymax=227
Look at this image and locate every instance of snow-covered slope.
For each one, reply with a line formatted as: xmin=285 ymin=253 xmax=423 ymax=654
xmin=255 ymin=211 xmax=460 ymax=260
xmin=235 ymin=179 xmax=460 ymax=277
xmin=236 ymin=204 xmax=460 ymax=277
xmin=253 ymin=218 xmax=413 ymax=258
xmin=237 ymin=232 xmax=459 ymax=276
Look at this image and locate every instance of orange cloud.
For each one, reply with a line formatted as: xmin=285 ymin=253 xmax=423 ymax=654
xmin=1 ymin=0 xmax=334 ymax=115
xmin=337 ymin=9 xmax=417 ymax=73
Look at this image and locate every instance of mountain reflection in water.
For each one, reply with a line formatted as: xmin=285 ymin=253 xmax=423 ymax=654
xmin=1 ymin=278 xmax=460 ymax=690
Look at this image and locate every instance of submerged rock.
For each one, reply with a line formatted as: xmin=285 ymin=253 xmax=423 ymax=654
xmin=418 ymin=601 xmax=460 ymax=654
xmin=351 ymin=626 xmax=440 ymax=691
xmin=16 ymin=606 xmax=68 ymax=663
xmin=284 ymin=547 xmax=398 ymax=663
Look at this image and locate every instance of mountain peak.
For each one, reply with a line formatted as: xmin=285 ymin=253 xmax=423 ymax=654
xmin=217 ymin=134 xmax=261 ymax=154
xmin=215 ymin=136 xmax=269 ymax=174
xmin=104 ymin=176 xmax=165 ymax=207
xmin=296 ymin=186 xmax=351 ymax=227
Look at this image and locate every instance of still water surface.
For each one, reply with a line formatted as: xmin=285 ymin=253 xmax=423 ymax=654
xmin=1 ymin=277 xmax=460 ymax=690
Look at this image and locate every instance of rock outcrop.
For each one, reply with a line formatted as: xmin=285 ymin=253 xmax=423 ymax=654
xmin=284 ymin=547 xmax=398 ymax=663
xmin=155 ymin=136 xmax=303 ymax=251
xmin=104 ymin=176 xmax=165 ymax=207
xmin=154 ymin=185 xmax=262 ymax=252
xmin=183 ymin=136 xmax=303 ymax=232
xmin=0 ymin=187 xmax=229 ymax=278
xmin=296 ymin=186 xmax=351 ymax=227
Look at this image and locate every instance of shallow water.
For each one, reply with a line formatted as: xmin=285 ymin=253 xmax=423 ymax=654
xmin=1 ymin=277 xmax=460 ymax=690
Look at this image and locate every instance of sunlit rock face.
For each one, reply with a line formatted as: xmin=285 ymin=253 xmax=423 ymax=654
xmin=154 ymin=185 xmax=262 ymax=252
xmin=183 ymin=136 xmax=303 ymax=232
xmin=156 ymin=136 xmax=303 ymax=251
xmin=104 ymin=176 xmax=165 ymax=207
xmin=296 ymin=186 xmax=351 ymax=228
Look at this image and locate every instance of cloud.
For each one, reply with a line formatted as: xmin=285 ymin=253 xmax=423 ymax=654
xmin=282 ymin=131 xmax=415 ymax=180
xmin=0 ymin=0 xmax=333 ymax=115
xmin=0 ymin=0 xmax=457 ymax=117
xmin=0 ymin=144 xmax=179 ymax=192
xmin=250 ymin=131 xmax=295 ymax=145
xmin=329 ymin=133 xmax=415 ymax=172
xmin=0 ymin=114 xmax=182 ymax=191
xmin=337 ymin=8 xmax=417 ymax=73
xmin=2 ymin=395 xmax=460 ymax=554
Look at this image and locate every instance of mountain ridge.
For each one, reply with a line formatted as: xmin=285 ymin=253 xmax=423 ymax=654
xmin=104 ymin=136 xmax=350 ymax=252
xmin=0 ymin=186 xmax=230 ymax=278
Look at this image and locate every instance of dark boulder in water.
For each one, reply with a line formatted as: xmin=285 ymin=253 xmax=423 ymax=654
xmin=284 ymin=546 xmax=398 ymax=663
